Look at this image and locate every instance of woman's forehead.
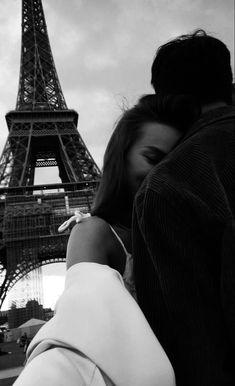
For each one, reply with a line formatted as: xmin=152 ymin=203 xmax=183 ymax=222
xmin=135 ymin=121 xmax=181 ymax=152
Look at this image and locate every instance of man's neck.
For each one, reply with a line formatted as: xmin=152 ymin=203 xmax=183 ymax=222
xmin=201 ymin=101 xmax=227 ymax=114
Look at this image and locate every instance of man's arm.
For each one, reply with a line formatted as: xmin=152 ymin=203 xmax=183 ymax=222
xmin=133 ymin=187 xmax=234 ymax=386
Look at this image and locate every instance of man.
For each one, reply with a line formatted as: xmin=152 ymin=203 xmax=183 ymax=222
xmin=133 ymin=30 xmax=235 ymax=385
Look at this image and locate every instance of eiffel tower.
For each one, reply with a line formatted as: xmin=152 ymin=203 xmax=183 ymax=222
xmin=0 ymin=0 xmax=101 ymax=308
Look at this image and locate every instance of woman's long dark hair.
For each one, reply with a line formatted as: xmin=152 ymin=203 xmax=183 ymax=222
xmin=91 ymin=94 xmax=200 ymax=227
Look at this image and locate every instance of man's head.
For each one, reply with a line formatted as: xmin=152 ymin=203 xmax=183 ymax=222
xmin=151 ymin=29 xmax=233 ymax=105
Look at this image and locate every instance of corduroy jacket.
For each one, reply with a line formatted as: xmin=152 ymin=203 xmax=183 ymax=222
xmin=133 ymin=105 xmax=235 ymax=386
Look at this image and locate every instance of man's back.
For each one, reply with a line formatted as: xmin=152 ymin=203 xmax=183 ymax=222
xmin=133 ymin=106 xmax=235 ymax=385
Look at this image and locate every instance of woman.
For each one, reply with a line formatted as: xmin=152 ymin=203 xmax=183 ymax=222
xmin=14 ymin=94 xmax=198 ymax=386
xmin=65 ymin=93 xmax=197 ymax=295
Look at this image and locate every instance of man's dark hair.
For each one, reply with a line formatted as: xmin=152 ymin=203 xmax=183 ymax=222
xmin=151 ymin=29 xmax=233 ymax=105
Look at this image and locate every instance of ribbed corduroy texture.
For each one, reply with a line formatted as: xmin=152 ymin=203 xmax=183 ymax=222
xmin=133 ymin=106 xmax=235 ymax=386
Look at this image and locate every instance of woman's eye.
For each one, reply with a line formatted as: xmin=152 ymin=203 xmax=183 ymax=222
xmin=144 ymin=155 xmax=155 ymax=164
xmin=144 ymin=154 xmax=164 ymax=164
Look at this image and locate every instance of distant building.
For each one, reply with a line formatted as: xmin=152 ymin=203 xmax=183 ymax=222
xmin=1 ymin=300 xmax=54 ymax=329
xmin=0 ymin=310 xmax=8 ymax=326
xmin=43 ymin=308 xmax=54 ymax=322
xmin=8 ymin=300 xmax=44 ymax=329
xmin=8 ymin=268 xmax=44 ymax=309
xmin=232 ymin=83 xmax=235 ymax=105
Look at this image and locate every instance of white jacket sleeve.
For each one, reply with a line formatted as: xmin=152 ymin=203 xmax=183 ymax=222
xmin=14 ymin=263 xmax=175 ymax=386
xmin=14 ymin=346 xmax=112 ymax=386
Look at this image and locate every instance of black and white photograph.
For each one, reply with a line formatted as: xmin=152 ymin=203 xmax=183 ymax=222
xmin=0 ymin=0 xmax=234 ymax=385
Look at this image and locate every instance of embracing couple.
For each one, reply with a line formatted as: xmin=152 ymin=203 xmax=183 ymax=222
xmin=15 ymin=30 xmax=235 ymax=386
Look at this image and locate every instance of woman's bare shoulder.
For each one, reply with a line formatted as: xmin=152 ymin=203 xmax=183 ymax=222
xmin=71 ymin=215 xmax=111 ymax=238
xmin=66 ymin=216 xmax=114 ymax=269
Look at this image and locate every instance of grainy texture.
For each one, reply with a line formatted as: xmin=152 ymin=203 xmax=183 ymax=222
xmin=133 ymin=106 xmax=235 ymax=386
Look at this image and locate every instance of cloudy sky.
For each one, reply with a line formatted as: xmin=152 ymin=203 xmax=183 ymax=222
xmin=1 ymin=0 xmax=234 ymax=310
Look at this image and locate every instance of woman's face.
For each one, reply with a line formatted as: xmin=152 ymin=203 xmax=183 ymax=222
xmin=125 ymin=121 xmax=181 ymax=195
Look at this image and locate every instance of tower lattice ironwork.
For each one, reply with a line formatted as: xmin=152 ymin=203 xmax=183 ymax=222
xmin=0 ymin=0 xmax=101 ymax=308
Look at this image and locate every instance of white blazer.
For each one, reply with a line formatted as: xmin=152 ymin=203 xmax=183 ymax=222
xmin=14 ymin=263 xmax=175 ymax=386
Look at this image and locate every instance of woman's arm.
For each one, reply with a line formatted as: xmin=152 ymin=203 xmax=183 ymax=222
xmin=16 ymin=263 xmax=175 ymax=386
xmin=66 ymin=216 xmax=126 ymax=272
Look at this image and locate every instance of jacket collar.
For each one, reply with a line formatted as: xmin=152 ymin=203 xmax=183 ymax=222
xmin=182 ymin=105 xmax=235 ymax=143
